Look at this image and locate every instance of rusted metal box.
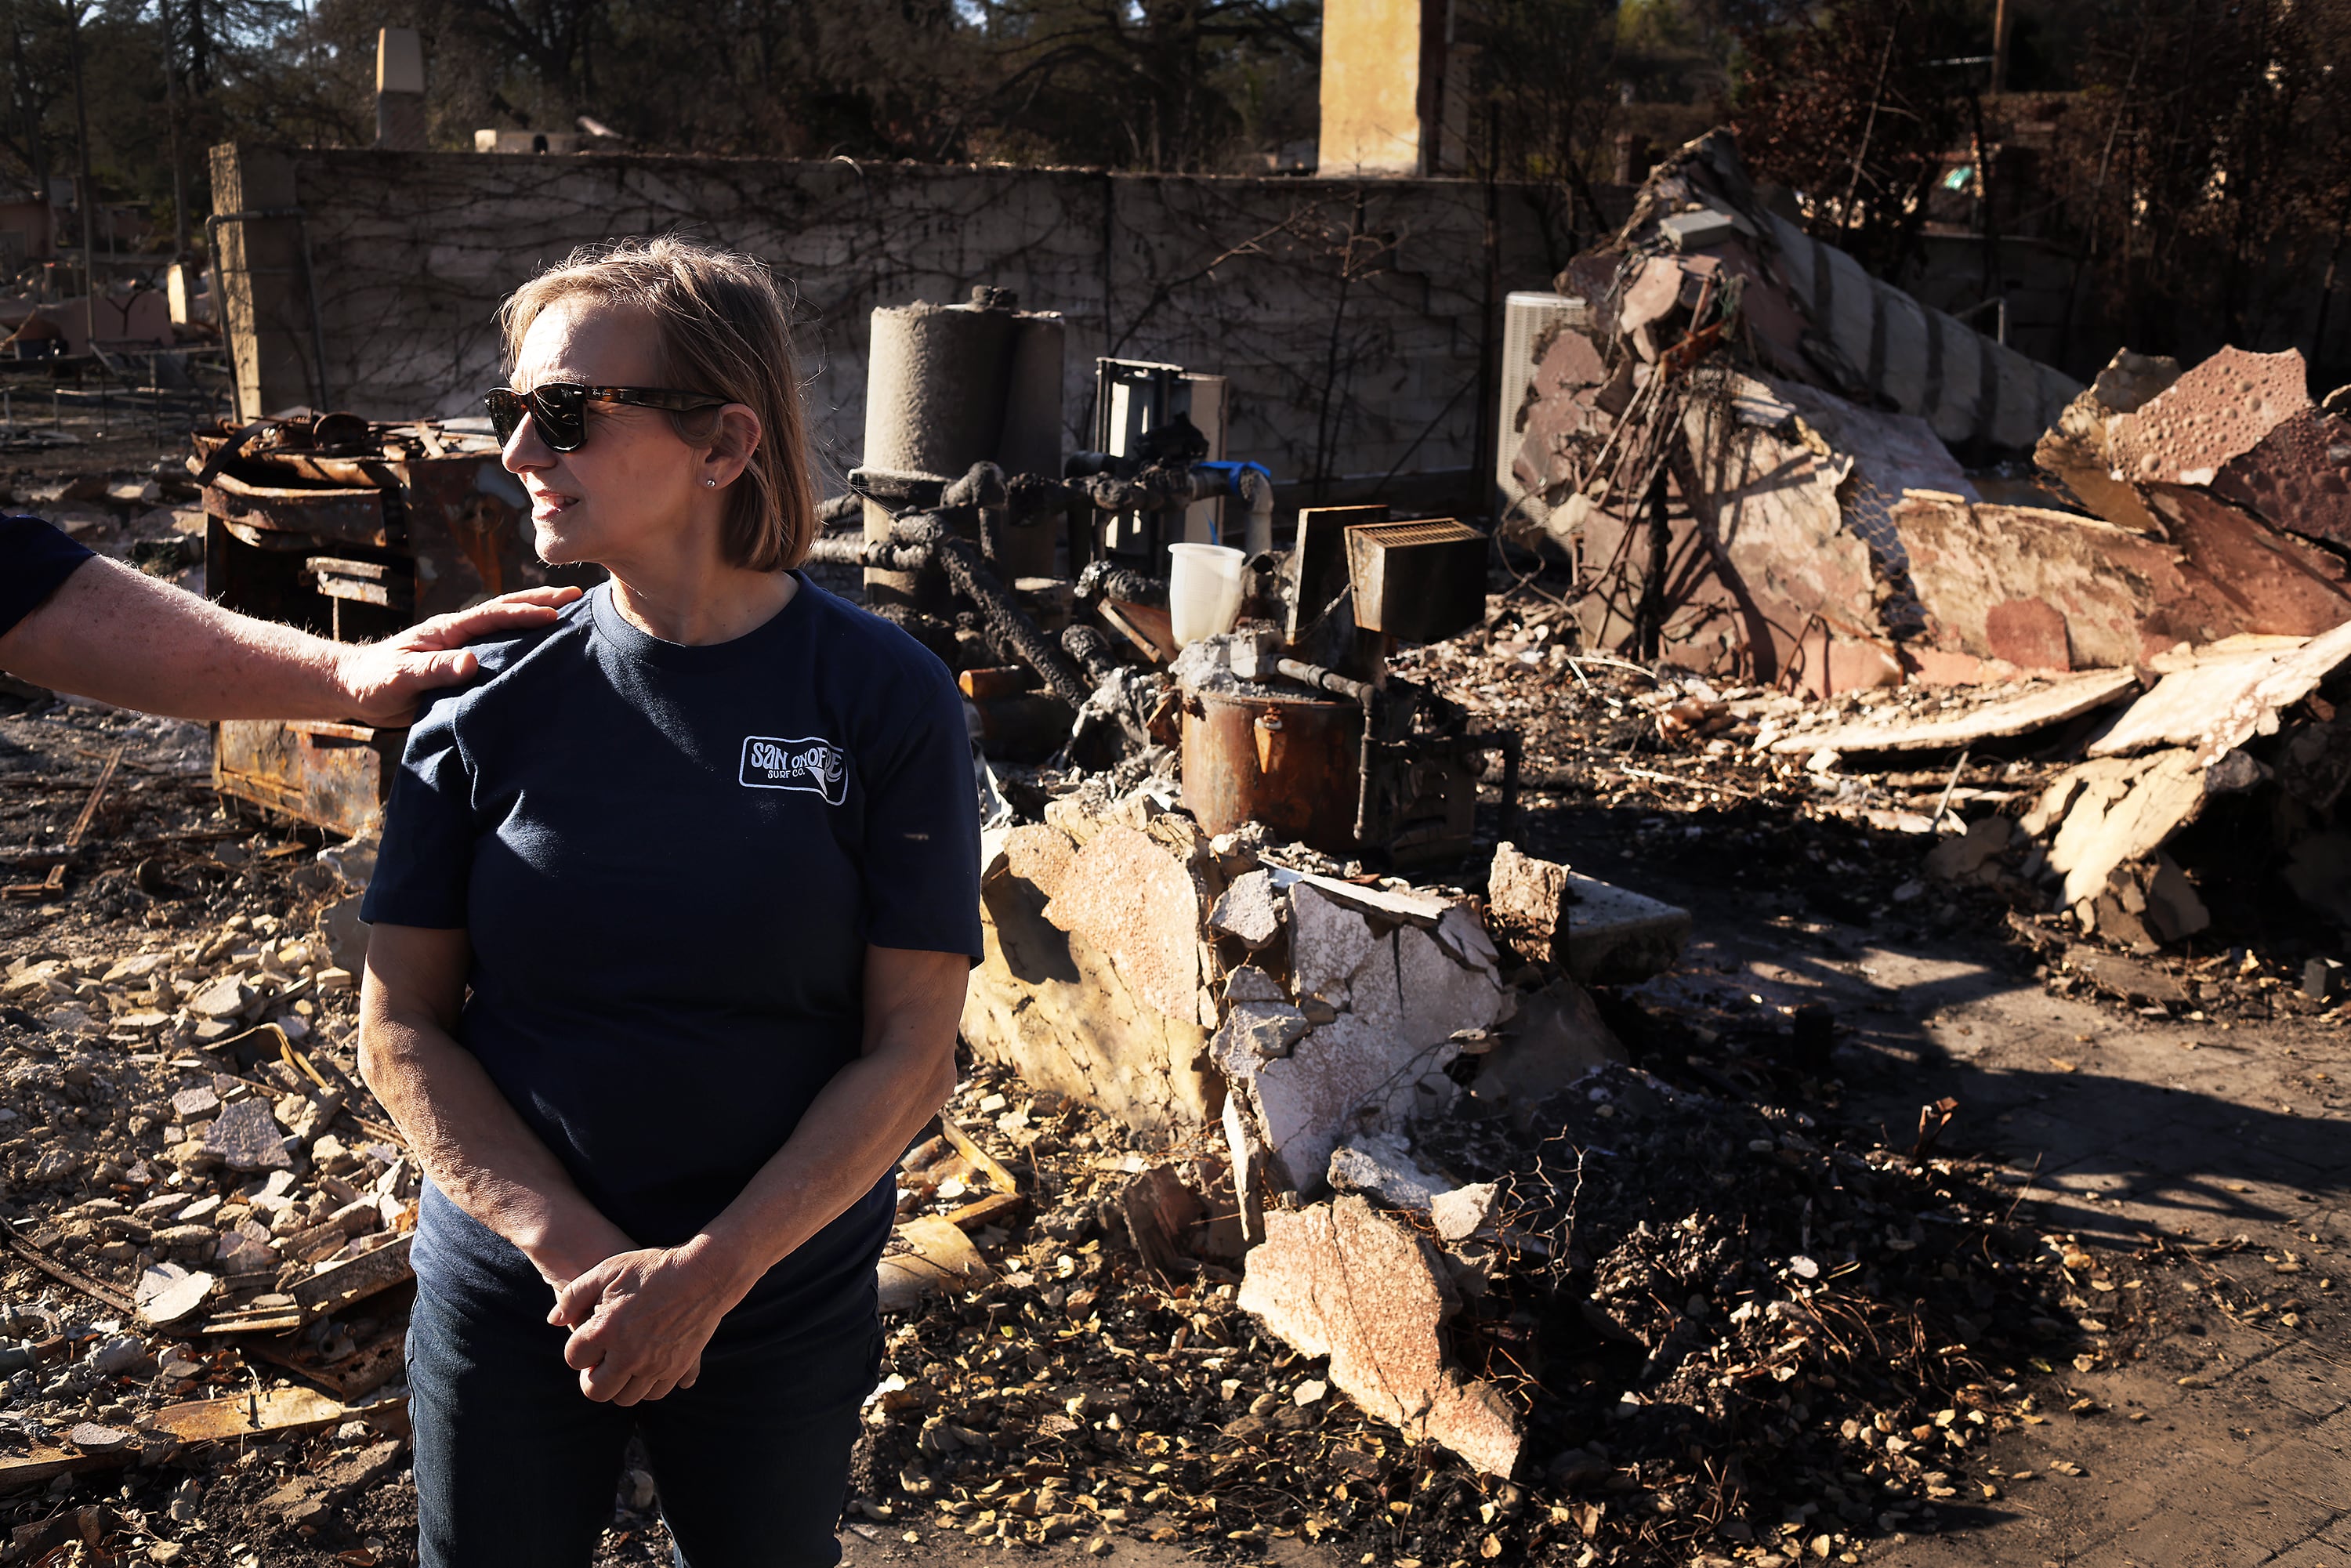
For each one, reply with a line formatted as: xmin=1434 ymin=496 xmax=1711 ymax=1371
xmin=197 ymin=413 xmax=589 ymax=833
xmin=1345 ymin=517 xmax=1487 ymax=644
xmin=213 ymin=720 xmax=402 ymax=840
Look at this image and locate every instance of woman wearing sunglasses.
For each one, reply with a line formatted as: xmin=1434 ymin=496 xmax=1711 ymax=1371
xmin=357 ymin=236 xmax=980 ymax=1568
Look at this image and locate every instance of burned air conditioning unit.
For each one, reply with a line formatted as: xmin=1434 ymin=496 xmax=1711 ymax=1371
xmin=194 ymin=411 xmax=592 ymax=835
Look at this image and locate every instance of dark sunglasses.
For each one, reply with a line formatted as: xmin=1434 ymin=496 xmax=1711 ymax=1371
xmin=483 ymin=382 xmax=728 ymax=452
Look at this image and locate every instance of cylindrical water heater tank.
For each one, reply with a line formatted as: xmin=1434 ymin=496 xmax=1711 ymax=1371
xmin=862 ymin=289 xmax=1064 ymax=607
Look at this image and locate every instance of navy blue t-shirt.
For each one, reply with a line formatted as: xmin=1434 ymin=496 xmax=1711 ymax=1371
xmin=362 ymin=574 xmax=983 ymax=1341
xmin=0 ymin=516 xmax=94 ymax=637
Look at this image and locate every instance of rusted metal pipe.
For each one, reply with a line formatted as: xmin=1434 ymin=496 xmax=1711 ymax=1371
xmin=1273 ymin=656 xmax=1375 ymax=705
xmin=890 ymin=512 xmax=1091 ymax=708
xmin=1074 ymin=559 xmax=1167 ymax=611
xmin=802 ymin=534 xmax=932 ymax=572
xmin=1462 ymin=729 xmax=1522 ymax=846
xmin=1061 ymin=625 xmax=1125 ymax=685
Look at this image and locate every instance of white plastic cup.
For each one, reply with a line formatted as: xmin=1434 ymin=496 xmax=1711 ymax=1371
xmin=1167 ymin=543 xmax=1248 ymax=647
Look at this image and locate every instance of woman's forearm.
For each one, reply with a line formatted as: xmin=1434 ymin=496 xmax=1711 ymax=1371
xmin=688 ymin=1046 xmax=957 ymax=1301
xmin=687 ymin=947 xmax=967 ymax=1305
xmin=359 ymin=957 xmax=632 ymax=1285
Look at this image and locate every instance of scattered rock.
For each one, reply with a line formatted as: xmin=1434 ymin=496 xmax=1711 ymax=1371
xmin=185 ymin=975 xmax=251 ymax=1022
xmin=201 ymin=1099 xmax=292 ymax=1172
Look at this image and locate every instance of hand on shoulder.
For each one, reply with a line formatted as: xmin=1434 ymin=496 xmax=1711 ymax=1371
xmin=336 ymin=586 xmax=581 ymax=725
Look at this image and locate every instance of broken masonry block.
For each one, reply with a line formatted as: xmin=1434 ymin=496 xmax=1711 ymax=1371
xmin=962 ymin=821 xmax=1217 ymax=1135
xmin=1207 ymin=868 xmax=1288 ymax=950
xmin=1237 ymin=1194 xmax=1523 ymax=1477
xmin=2106 ymin=346 xmax=2310 ymax=492
xmin=1243 ymin=888 xmax=1512 ymax=1193
xmin=1325 ymin=1133 xmax=1451 ymax=1211
xmin=1039 ymin=824 xmax=1205 ymax=1022
xmin=1487 ymin=841 xmax=1571 ymax=967
xmin=1557 ymin=874 xmax=1691 ymax=987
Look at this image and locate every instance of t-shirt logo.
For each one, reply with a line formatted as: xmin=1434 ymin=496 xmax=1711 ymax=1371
xmin=739 ymin=735 xmax=848 ymax=804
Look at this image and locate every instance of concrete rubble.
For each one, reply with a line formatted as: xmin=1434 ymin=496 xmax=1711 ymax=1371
xmin=1494 ymin=129 xmax=2351 ymax=953
xmin=959 ymin=781 xmax=1675 ymax=1471
xmin=1756 ymin=614 xmax=2351 ymax=950
xmin=1509 ymin=131 xmax=2351 ymax=708
xmin=1234 ymin=1196 xmax=1523 ymax=1478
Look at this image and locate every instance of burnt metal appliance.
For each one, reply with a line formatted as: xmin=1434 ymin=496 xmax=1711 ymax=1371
xmin=1179 ymin=684 xmax=1364 ymax=851
xmin=1179 ymin=627 xmax=1519 ymax=872
xmin=194 ymin=411 xmax=589 ymax=835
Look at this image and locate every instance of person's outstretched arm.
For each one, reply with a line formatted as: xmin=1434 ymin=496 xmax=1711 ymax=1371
xmin=0 ymin=552 xmax=578 ymax=726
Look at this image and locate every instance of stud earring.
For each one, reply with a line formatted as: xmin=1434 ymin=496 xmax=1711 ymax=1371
xmin=705 ymin=478 xmax=716 ymax=487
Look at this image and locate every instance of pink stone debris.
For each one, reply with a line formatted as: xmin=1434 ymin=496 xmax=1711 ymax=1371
xmin=1237 ymin=1194 xmax=1523 ymax=1478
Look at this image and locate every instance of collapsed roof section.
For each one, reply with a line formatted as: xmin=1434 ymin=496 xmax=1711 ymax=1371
xmin=1566 ymin=129 xmax=2080 ymax=456
xmin=1508 ymin=128 xmax=2351 ymax=701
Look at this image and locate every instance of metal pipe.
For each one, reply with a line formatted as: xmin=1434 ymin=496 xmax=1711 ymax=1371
xmin=1461 ymin=730 xmax=1521 ymax=846
xmin=1236 ymin=465 xmax=1274 ymax=556
xmin=1061 ymin=624 xmax=1124 ymax=685
xmin=802 ymin=534 xmax=931 ymax=572
xmin=1074 ymin=559 xmax=1166 ymax=610
xmin=1273 ymin=655 xmax=1375 ymax=704
xmin=890 ymin=512 xmax=1092 ymax=708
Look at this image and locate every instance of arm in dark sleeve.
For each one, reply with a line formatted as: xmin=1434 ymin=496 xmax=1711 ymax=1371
xmin=361 ymin=690 xmax=480 ymax=930
xmin=0 ymin=516 xmax=93 ymax=638
xmin=858 ymin=660 xmax=984 ymax=960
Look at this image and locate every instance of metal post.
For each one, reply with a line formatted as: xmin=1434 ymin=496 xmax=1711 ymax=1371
xmin=204 ymin=208 xmax=332 ymax=421
xmin=67 ymin=3 xmax=96 ymax=354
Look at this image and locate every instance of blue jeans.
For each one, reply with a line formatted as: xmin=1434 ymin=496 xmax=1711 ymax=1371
xmin=404 ymin=1281 xmax=881 ymax=1568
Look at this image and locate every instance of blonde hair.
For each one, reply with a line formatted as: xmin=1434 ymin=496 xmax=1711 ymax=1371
xmin=499 ymin=235 xmax=817 ymax=572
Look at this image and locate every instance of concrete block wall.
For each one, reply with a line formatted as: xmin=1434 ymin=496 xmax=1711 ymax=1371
xmin=220 ymin=145 xmax=1572 ymax=492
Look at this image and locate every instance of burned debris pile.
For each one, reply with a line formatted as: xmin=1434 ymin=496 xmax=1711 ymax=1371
xmin=859 ymin=1048 xmax=2111 ymax=1566
xmin=1499 ymin=130 xmax=2351 ymax=965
